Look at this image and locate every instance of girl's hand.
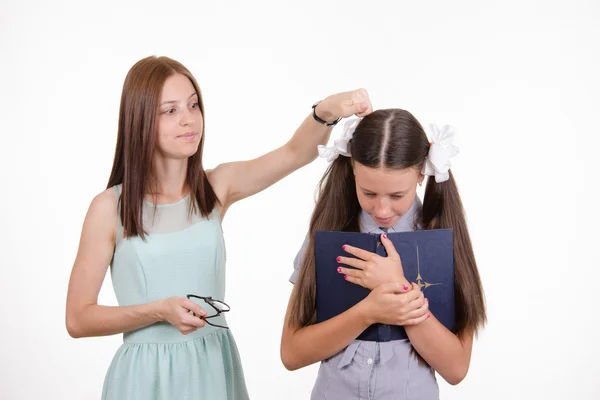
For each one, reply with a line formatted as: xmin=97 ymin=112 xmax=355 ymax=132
xmin=362 ymin=282 xmax=430 ymax=326
xmin=338 ymin=233 xmax=408 ymax=290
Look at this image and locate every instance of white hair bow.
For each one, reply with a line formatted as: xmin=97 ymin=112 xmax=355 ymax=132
xmin=422 ymin=124 xmax=459 ymax=183
xmin=317 ymin=118 xmax=361 ymax=162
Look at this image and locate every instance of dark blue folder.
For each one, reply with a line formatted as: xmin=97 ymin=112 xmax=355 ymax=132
xmin=314 ymin=229 xmax=455 ymax=342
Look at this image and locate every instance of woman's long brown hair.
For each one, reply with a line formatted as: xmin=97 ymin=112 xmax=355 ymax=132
xmin=106 ymin=56 xmax=219 ymax=240
xmin=289 ymin=109 xmax=486 ymax=337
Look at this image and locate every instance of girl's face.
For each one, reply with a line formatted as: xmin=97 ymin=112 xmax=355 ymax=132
xmin=353 ymin=162 xmax=424 ymax=228
xmin=156 ymin=73 xmax=203 ymax=159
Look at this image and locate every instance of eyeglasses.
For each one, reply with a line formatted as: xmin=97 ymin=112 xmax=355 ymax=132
xmin=186 ymin=294 xmax=231 ymax=329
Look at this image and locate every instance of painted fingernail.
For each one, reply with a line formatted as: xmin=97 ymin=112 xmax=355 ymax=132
xmin=403 ymin=285 xmax=409 ymax=291
xmin=337 ymin=267 xmax=342 ymax=273
xmin=336 ymin=256 xmax=341 ymax=262
xmin=426 ymin=314 xmax=431 ymax=319
xmin=425 ymin=298 xmax=429 ymax=302
xmin=344 ymin=275 xmax=348 ymax=280
xmin=382 ymin=233 xmax=387 ymax=239
xmin=342 ymin=245 xmax=347 ymax=250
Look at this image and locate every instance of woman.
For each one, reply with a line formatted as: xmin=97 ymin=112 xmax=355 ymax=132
xmin=65 ymin=55 xmax=373 ymax=399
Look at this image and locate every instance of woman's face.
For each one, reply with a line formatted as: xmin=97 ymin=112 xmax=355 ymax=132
xmin=156 ymin=73 xmax=203 ymax=159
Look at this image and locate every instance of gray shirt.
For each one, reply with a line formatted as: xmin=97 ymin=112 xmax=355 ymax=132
xmin=290 ymin=198 xmax=440 ymax=400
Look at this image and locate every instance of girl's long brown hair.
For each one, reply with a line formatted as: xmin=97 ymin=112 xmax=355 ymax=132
xmin=106 ymin=56 xmax=218 ymax=239
xmin=289 ymin=109 xmax=486 ymax=336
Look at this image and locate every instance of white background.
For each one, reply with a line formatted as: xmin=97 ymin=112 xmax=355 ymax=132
xmin=1 ymin=0 xmax=599 ymax=399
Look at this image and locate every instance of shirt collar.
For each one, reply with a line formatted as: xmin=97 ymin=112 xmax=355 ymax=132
xmin=359 ymin=196 xmax=422 ymax=234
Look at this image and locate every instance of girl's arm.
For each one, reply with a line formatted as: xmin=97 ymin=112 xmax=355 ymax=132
xmin=338 ymin=233 xmax=475 ymax=385
xmin=405 ymin=317 xmax=474 ymax=385
xmin=280 ymin=282 xmax=428 ymax=370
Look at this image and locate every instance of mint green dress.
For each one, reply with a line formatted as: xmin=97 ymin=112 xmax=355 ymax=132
xmin=102 ymin=184 xmax=249 ymax=400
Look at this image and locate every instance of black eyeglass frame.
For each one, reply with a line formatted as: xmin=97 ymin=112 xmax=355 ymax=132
xmin=186 ymin=294 xmax=231 ymax=329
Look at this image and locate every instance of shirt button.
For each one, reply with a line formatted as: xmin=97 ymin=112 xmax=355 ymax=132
xmin=367 ymin=358 xmax=373 ymax=365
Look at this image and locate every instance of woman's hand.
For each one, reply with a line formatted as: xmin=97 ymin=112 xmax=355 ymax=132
xmin=315 ymin=88 xmax=373 ymax=122
xmin=158 ymin=297 xmax=207 ymax=335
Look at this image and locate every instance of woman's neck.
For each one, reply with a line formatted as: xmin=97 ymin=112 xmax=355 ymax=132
xmin=148 ymin=156 xmax=189 ymax=201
